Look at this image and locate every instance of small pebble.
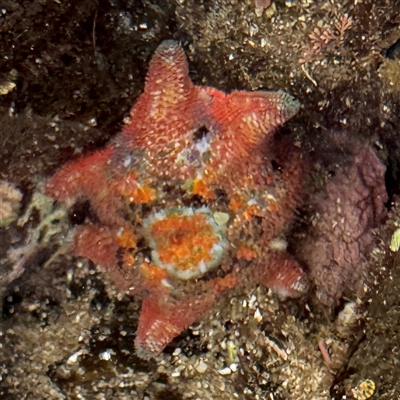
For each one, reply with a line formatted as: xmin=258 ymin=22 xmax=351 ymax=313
xmin=218 ymin=367 xmax=232 ymax=375
xmin=171 ymin=370 xmax=181 ymax=378
xmin=195 ymin=360 xmax=208 ymax=374
xmin=172 ymin=348 xmax=182 ymax=356
xmin=230 ymin=363 xmax=238 ymax=372
xmin=254 ymin=308 xmax=263 ymax=322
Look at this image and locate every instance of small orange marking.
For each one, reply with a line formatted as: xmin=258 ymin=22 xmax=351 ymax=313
xmin=266 ymin=199 xmax=281 ymax=213
xmin=229 ymin=195 xmax=244 ymax=213
xmin=131 ymin=185 xmax=156 ymax=204
xmin=128 ymin=171 xmax=139 ymax=180
xmin=214 ymin=273 xmax=238 ymax=292
xmin=140 ymin=262 xmax=168 ymax=281
xmin=116 ymin=171 xmax=156 ymax=204
xmin=236 ymin=245 xmax=257 ymax=261
xmin=247 ymin=204 xmax=261 ymax=216
xmin=203 ymin=168 xmax=217 ymax=181
xmin=123 ymin=252 xmax=135 ymax=268
xmin=115 ymin=227 xmax=137 ymax=249
xmin=243 ymin=204 xmax=262 ymax=221
xmin=192 ymin=178 xmax=216 ymax=200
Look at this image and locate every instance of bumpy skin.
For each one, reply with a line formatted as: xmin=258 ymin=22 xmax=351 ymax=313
xmin=296 ymin=139 xmax=387 ymax=306
xmin=46 ymin=40 xmax=308 ymax=357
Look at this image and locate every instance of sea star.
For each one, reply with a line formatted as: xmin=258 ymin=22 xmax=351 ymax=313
xmin=46 ymin=40 xmax=309 ymax=357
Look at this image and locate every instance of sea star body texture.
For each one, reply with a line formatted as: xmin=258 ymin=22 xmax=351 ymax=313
xmin=46 ymin=40 xmax=308 ymax=357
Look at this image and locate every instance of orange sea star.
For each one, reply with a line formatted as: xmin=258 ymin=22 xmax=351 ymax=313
xmin=46 ymin=40 xmax=308 ymax=357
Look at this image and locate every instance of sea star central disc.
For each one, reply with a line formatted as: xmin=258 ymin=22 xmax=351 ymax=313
xmin=143 ymin=207 xmax=228 ymax=280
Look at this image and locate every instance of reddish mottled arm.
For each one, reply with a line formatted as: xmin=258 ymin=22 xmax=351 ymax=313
xmin=204 ymin=88 xmax=300 ymax=156
xmin=46 ymin=147 xmax=114 ymax=203
xmin=121 ymin=40 xmax=212 ymax=153
xmin=135 ymin=291 xmax=217 ymax=357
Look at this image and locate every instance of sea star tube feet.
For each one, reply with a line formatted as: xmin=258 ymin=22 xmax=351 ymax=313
xmin=46 ymin=40 xmax=308 ymax=357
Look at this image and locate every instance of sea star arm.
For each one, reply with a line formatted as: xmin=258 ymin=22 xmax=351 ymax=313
xmin=121 ymin=41 xmax=211 ymax=153
xmin=135 ymin=274 xmax=238 ymax=356
xmin=204 ymin=88 xmax=300 ymax=159
xmin=46 ymin=147 xmax=113 ymax=204
xmin=257 ymin=252 xmax=309 ymax=299
xmin=135 ymin=293 xmax=216 ymax=357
